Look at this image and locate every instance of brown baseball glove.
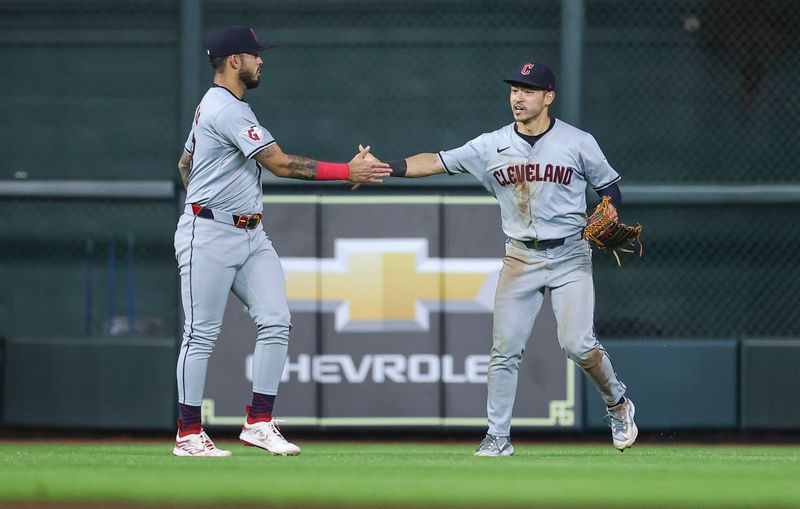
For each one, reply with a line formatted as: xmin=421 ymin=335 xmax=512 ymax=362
xmin=584 ymin=196 xmax=644 ymax=266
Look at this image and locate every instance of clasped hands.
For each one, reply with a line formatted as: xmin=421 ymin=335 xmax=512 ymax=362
xmin=347 ymin=144 xmax=388 ymax=191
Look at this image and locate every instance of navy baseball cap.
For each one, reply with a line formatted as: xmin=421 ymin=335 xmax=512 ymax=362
xmin=504 ymin=62 xmax=556 ymax=91
xmin=207 ymin=25 xmax=274 ymax=59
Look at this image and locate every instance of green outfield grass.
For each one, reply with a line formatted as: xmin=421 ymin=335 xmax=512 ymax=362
xmin=0 ymin=441 xmax=799 ymax=507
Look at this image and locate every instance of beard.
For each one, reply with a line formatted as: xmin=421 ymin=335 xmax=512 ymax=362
xmin=239 ymin=68 xmax=261 ymax=89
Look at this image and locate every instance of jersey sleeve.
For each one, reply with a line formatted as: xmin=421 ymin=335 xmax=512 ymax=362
xmin=183 ymin=128 xmax=194 ymax=154
xmin=581 ymin=133 xmax=620 ymax=190
xmin=438 ymin=135 xmax=488 ymax=180
xmin=215 ymin=103 xmax=276 ymax=159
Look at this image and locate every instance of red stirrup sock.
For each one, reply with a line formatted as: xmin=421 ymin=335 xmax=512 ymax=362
xmin=249 ymin=392 xmax=276 ymax=422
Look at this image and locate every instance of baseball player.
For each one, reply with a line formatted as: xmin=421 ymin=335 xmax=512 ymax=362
xmin=367 ymin=62 xmax=637 ymax=456
xmin=172 ymin=25 xmax=390 ymax=457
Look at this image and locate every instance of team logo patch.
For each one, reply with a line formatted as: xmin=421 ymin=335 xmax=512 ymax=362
xmin=240 ymin=125 xmax=263 ymax=142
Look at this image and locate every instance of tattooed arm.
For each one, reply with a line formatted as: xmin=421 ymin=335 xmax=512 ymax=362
xmin=253 ymin=143 xmax=390 ymax=183
xmin=253 ymin=144 xmax=317 ymax=180
xmin=177 ymin=150 xmax=192 ymax=189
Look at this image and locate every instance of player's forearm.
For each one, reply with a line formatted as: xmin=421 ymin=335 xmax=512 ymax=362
xmin=255 ymin=145 xmax=345 ymax=181
xmin=178 ymin=167 xmax=190 ymax=188
xmin=254 ymin=145 xmax=317 ymax=180
xmin=177 ymin=152 xmax=192 ymax=189
xmin=271 ymin=156 xmax=352 ymax=181
xmin=596 ymin=183 xmax=622 ymax=211
xmin=390 ymin=153 xmax=444 ymax=178
xmin=276 ymin=155 xmax=319 ymax=180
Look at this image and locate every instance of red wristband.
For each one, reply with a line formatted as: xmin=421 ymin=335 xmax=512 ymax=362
xmin=316 ymin=161 xmax=350 ymax=181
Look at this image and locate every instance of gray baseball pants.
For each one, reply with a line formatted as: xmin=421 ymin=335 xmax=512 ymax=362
xmin=174 ymin=213 xmax=291 ymax=407
xmin=487 ymin=237 xmax=626 ymax=437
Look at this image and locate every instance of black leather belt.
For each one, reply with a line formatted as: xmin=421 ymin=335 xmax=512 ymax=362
xmin=513 ymin=232 xmax=582 ymax=250
xmin=519 ymin=237 xmax=567 ymax=250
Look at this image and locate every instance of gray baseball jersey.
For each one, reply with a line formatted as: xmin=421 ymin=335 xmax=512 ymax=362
xmin=438 ymin=118 xmax=627 ymax=439
xmin=438 ymin=119 xmax=620 ymax=241
xmin=183 ymin=85 xmax=275 ymax=215
xmin=175 ymin=84 xmax=291 ymax=409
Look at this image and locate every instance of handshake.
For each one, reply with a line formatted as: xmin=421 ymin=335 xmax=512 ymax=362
xmin=342 ymin=144 xmax=441 ymax=188
xmin=346 ymin=144 xmax=395 ymax=191
xmin=348 ymin=144 xmax=393 ymax=191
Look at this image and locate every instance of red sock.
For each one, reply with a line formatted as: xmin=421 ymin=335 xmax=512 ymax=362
xmin=248 ymin=392 xmax=275 ymax=423
xmin=177 ymin=419 xmax=201 ymax=437
xmin=178 ymin=404 xmax=202 ymax=435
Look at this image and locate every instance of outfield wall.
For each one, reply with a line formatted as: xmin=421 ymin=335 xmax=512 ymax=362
xmin=4 ymin=336 xmax=800 ymax=431
xmin=2 ymin=192 xmax=799 ymax=431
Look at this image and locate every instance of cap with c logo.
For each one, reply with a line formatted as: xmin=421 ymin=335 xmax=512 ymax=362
xmin=503 ymin=62 xmax=556 ymax=91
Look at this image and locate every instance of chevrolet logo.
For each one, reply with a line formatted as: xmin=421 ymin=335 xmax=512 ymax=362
xmin=282 ymin=239 xmax=502 ymax=332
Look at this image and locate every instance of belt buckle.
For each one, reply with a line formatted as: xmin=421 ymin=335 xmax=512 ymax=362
xmin=235 ymin=215 xmax=249 ymax=228
xmin=532 ymin=238 xmax=540 ymax=249
xmin=246 ymin=214 xmax=262 ymax=229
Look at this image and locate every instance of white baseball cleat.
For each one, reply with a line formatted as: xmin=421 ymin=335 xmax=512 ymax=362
xmin=173 ymin=429 xmax=232 ymax=457
xmin=606 ymin=397 xmax=638 ymax=451
xmin=473 ymin=434 xmax=515 ymax=457
xmin=239 ymin=408 xmax=301 ymax=456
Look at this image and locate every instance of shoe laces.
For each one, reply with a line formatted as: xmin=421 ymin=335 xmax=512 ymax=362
xmin=185 ymin=431 xmax=216 ymax=451
xmin=479 ymin=434 xmax=502 ymax=451
xmin=604 ymin=404 xmax=629 ymax=434
xmin=256 ymin=419 xmax=289 ymax=443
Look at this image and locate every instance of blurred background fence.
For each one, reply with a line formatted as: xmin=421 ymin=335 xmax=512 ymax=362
xmin=2 ymin=0 xmax=798 ymax=182
xmin=1 ymin=0 xmax=799 ymax=430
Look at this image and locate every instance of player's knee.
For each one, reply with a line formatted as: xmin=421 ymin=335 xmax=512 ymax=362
xmin=489 ymin=342 xmax=524 ymax=370
xmin=491 ymin=331 xmax=525 ymax=356
xmin=184 ymin=320 xmax=222 ymax=342
xmin=256 ymin=321 xmax=291 ymax=346
xmin=182 ymin=333 xmax=217 ymax=356
xmin=565 ymin=345 xmax=604 ymax=369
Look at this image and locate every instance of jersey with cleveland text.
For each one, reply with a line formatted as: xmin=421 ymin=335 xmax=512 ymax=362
xmin=438 ymin=119 xmax=620 ymax=241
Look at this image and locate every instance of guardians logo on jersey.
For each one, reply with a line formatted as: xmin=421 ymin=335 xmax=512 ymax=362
xmin=492 ymin=163 xmax=574 ymax=187
xmin=239 ymin=124 xmax=264 ymax=142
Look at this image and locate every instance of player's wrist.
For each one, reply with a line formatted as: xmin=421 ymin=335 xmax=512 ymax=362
xmin=316 ymin=161 xmax=350 ymax=181
xmin=387 ymin=159 xmax=408 ymax=177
